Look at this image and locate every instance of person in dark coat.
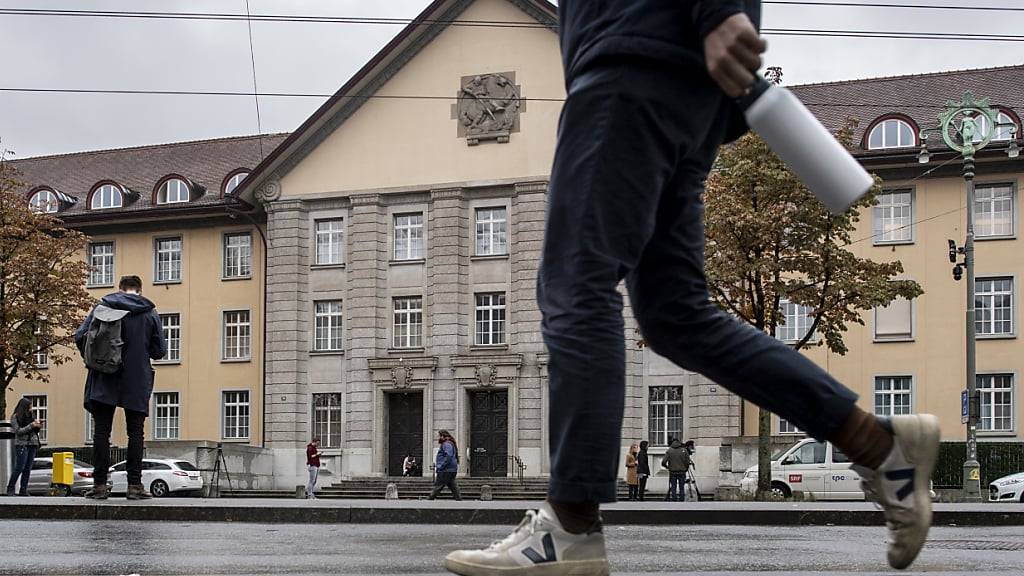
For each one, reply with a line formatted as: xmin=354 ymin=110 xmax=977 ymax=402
xmin=74 ymin=275 xmax=166 ymax=500
xmin=428 ymin=429 xmax=461 ymax=501
xmin=636 ymin=441 xmax=652 ymax=501
xmin=5 ymin=397 xmax=42 ymax=496
xmin=662 ymin=439 xmax=692 ymax=502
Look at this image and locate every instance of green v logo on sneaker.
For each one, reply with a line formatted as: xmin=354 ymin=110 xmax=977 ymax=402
xmin=522 ymin=533 xmax=557 ymax=564
xmin=885 ymin=468 xmax=915 ymax=501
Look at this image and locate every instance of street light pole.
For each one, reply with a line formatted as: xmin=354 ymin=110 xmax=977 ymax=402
xmin=919 ymin=91 xmax=1019 ymax=502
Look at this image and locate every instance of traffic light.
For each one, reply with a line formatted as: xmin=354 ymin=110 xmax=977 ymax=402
xmin=953 ymin=264 xmax=963 ymax=281
xmin=948 ymin=239 xmax=957 ymax=263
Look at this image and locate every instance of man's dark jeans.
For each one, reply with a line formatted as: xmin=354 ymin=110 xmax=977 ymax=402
xmin=538 ymin=60 xmax=859 ymax=505
xmin=666 ymin=472 xmax=686 ymax=502
xmin=6 ymin=445 xmax=38 ymax=494
xmin=429 ymin=471 xmax=462 ymax=501
xmin=90 ymin=401 xmax=146 ymax=486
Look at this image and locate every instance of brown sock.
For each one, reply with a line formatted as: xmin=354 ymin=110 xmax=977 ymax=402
xmin=547 ymin=499 xmax=601 ymax=534
xmin=828 ymin=405 xmax=894 ymax=470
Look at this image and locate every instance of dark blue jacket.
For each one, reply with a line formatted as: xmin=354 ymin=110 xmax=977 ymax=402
xmin=75 ymin=292 xmax=167 ymax=415
xmin=558 ymin=0 xmax=761 ymax=142
xmin=435 ymin=440 xmax=459 ymax=473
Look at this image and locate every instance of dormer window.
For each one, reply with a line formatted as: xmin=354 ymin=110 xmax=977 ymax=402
xmin=223 ymin=171 xmax=250 ymax=196
xmin=867 ymin=118 xmax=916 ymax=150
xmin=157 ymin=178 xmax=191 ymax=205
xmin=29 ymin=189 xmax=59 ymax=213
xmin=973 ymin=111 xmax=1017 ymax=143
xmin=91 ymin=183 xmax=124 ymax=210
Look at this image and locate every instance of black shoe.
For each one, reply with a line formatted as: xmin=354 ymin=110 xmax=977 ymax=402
xmin=16 ymin=492 xmax=29 ymax=497
xmin=84 ymin=486 xmax=110 ymax=500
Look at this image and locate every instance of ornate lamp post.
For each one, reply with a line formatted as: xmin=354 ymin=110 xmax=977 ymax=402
xmin=918 ymin=92 xmax=1019 ymax=502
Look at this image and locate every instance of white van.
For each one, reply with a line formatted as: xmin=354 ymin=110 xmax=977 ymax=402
xmin=738 ymin=438 xmax=864 ymax=500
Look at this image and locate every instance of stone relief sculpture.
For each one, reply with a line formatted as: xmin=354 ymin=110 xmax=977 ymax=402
xmin=456 ymin=72 xmax=521 ymax=145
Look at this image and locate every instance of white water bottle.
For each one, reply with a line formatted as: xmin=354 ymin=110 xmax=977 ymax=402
xmin=737 ymin=77 xmax=873 ymax=214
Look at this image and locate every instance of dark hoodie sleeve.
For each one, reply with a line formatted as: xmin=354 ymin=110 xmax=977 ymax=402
xmin=693 ymin=1 xmax=747 ymax=40
xmin=74 ymin=309 xmax=95 ymax=356
xmin=148 ymin=310 xmax=168 ymax=360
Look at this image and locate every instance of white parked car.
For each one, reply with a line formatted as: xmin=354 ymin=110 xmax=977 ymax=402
xmin=108 ymin=458 xmax=203 ymax=497
xmin=989 ymin=472 xmax=1024 ymax=502
xmin=740 ymin=439 xmax=864 ymax=500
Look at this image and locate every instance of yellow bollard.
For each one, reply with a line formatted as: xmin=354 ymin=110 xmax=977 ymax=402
xmin=50 ymin=452 xmax=75 ymax=495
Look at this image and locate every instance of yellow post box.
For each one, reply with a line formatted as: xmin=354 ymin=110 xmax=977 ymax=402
xmin=51 ymin=452 xmax=75 ymax=487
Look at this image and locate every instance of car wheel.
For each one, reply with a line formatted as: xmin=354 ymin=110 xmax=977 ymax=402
xmin=150 ymin=480 xmax=169 ymax=498
xmin=770 ymin=482 xmax=791 ymax=499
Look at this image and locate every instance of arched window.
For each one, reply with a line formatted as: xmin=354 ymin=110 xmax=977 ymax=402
xmin=156 ymin=178 xmax=191 ymax=205
xmin=91 ymin=184 xmax=124 ymax=210
xmin=29 ymin=189 xmax=58 ymax=214
xmin=223 ymin=171 xmax=249 ymax=196
xmin=867 ymin=118 xmax=916 ymax=150
xmin=973 ymin=111 xmax=1017 ymax=143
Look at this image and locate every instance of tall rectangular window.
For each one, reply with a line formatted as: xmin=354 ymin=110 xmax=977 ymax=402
xmin=393 ymin=297 xmax=423 ymax=348
xmin=475 ymin=207 xmax=508 ymax=256
xmin=873 ymin=190 xmax=913 ymax=243
xmin=160 ymin=313 xmax=181 ymax=362
xmin=776 ymin=300 xmax=814 ymax=342
xmin=84 ymin=411 xmax=95 ymax=445
xmin=154 ymin=392 xmax=180 ymax=440
xmin=223 ymin=232 xmax=252 ymax=279
xmin=222 ymin=391 xmax=250 ymax=440
xmin=975 ymin=277 xmax=1013 ymax=336
xmin=223 ymin=310 xmax=251 ymax=360
xmin=975 ymin=183 xmax=1014 ymax=238
xmin=779 ymin=418 xmax=803 ymax=434
xmin=154 ymin=237 xmax=182 ymax=283
xmin=978 ymin=374 xmax=1013 ymax=433
xmin=25 ymin=395 xmax=47 ymax=444
xmin=313 ymin=393 xmax=342 ymax=448
xmin=88 ymin=242 xmax=115 ymax=287
xmin=648 ymin=386 xmax=683 ymax=446
xmin=874 ymin=296 xmax=913 ymax=341
xmin=393 ymin=213 xmax=424 ymax=260
xmin=475 ymin=293 xmax=506 ymax=346
xmin=314 ymin=300 xmax=344 ymax=352
xmin=978 ymin=373 xmax=1011 ymax=430
xmin=874 ymin=376 xmax=913 ymax=416
xmin=315 ymin=219 xmax=345 ymax=265
xmin=33 ymin=321 xmax=48 ymax=368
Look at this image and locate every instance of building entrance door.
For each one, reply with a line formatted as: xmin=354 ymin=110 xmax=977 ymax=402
xmin=387 ymin=391 xmax=423 ymax=477
xmin=469 ymin=390 xmax=508 ymax=477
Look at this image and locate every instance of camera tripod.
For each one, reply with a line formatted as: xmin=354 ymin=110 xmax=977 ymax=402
xmin=684 ymin=462 xmax=701 ymax=501
xmin=202 ymin=443 xmax=233 ymax=497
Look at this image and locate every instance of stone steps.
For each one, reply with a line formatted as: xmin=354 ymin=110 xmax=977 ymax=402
xmin=223 ymin=477 xmax=643 ymax=500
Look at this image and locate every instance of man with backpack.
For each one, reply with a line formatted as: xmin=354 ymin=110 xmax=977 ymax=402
xmin=75 ymin=275 xmax=166 ymax=500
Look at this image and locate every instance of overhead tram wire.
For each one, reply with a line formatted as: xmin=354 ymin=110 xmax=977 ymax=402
xmin=764 ymin=1 xmax=1024 ymax=12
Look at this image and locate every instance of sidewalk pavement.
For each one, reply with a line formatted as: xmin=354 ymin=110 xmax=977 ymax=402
xmin=0 ymin=497 xmax=1020 ymax=526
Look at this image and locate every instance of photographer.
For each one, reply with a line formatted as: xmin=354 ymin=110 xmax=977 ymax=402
xmin=661 ymin=438 xmax=691 ymax=502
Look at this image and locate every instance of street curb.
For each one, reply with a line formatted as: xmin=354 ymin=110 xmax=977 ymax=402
xmin=1 ymin=503 xmax=1021 ymax=526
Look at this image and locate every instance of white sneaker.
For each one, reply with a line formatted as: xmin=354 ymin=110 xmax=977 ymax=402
xmin=444 ymin=503 xmax=610 ymax=576
xmin=853 ymin=414 xmax=940 ymax=570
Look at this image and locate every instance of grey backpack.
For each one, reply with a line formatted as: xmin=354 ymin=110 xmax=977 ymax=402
xmin=83 ymin=304 xmax=130 ymax=374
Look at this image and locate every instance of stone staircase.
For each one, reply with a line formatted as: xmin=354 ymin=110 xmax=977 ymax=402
xmin=223 ymin=477 xmax=641 ymax=500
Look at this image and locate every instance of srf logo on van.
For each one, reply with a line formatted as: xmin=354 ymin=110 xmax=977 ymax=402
xmin=789 ymin=474 xmax=803 ymax=483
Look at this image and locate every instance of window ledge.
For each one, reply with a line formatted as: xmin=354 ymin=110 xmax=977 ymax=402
xmin=470 ymin=344 xmax=509 ymax=352
xmin=220 ymin=438 xmax=250 ymax=443
xmin=153 ymin=360 xmax=182 ymax=366
xmin=387 ymin=347 xmax=426 ymax=355
xmin=977 ymin=334 xmax=1017 ymax=341
xmin=873 ymin=337 xmax=915 ymax=343
xmin=976 ymin=235 xmax=1017 ymax=242
xmin=221 ymin=275 xmax=253 ymax=282
xmin=221 ymin=358 xmax=252 ymax=364
xmin=977 ymin=431 xmax=1016 ymax=438
xmin=471 ymin=254 xmax=509 ymax=262
xmin=389 ymin=259 xmax=426 ymax=266
xmin=153 ymin=280 xmax=183 ymax=286
xmin=309 ymin=350 xmax=345 ymax=356
xmin=311 ymin=263 xmax=346 ymax=270
xmin=86 ymin=284 xmax=115 ymax=290
xmin=872 ymin=240 xmax=914 ymax=247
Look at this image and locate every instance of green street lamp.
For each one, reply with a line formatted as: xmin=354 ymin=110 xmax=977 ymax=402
xmin=918 ymin=92 xmax=1019 ymax=502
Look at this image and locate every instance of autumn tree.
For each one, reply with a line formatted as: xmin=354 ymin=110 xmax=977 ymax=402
xmin=0 ymin=149 xmax=93 ymax=418
xmin=704 ymin=123 xmax=923 ymax=499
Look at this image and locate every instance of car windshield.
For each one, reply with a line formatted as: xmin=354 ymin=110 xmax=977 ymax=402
xmin=175 ymin=461 xmax=199 ymax=471
xmin=74 ymin=460 xmax=93 ymax=469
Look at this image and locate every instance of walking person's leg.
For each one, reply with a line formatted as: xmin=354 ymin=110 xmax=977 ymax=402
xmin=125 ymin=409 xmax=150 ymax=499
xmin=448 ymin=474 xmax=462 ymax=501
xmin=86 ymin=402 xmax=115 ymax=499
xmin=428 ymin=472 xmax=444 ymax=500
xmin=638 ymin=476 xmax=647 ymax=501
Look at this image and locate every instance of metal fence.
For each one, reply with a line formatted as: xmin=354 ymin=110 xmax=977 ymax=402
xmin=37 ymin=446 xmax=136 ymax=467
xmin=932 ymin=442 xmax=1024 ymax=489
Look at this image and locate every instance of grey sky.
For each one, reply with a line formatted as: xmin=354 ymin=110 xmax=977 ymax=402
xmin=1 ymin=0 xmax=1022 ymax=159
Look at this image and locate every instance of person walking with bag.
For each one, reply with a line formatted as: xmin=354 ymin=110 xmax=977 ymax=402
xmin=624 ymin=443 xmax=640 ymax=501
xmin=636 ymin=441 xmax=651 ymax=501
xmin=445 ymin=2 xmax=939 ymax=573
xmin=429 ymin=430 xmax=461 ymax=501
xmin=5 ymin=398 xmax=42 ymax=496
xmin=74 ymin=275 xmax=166 ymax=500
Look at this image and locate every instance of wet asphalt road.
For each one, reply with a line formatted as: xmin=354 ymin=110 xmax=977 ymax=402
xmin=1 ymin=521 xmax=1022 ymax=575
